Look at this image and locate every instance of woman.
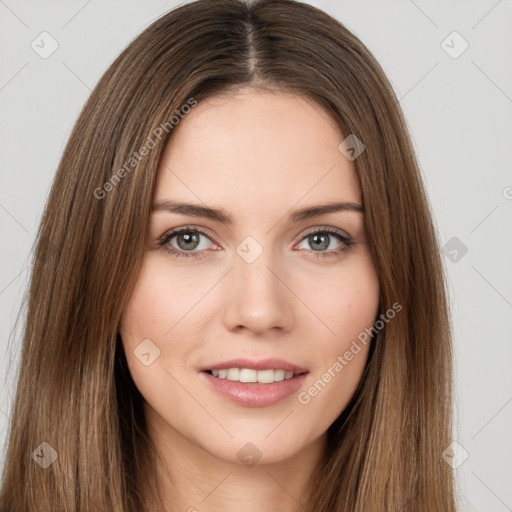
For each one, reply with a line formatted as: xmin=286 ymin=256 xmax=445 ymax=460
xmin=0 ymin=0 xmax=456 ymax=510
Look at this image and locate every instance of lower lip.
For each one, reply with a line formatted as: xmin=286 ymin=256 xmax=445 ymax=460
xmin=200 ymin=371 xmax=308 ymax=407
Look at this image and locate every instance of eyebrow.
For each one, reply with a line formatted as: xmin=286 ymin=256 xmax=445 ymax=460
xmin=151 ymin=200 xmax=363 ymax=225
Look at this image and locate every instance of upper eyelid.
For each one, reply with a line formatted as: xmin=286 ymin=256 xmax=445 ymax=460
xmin=160 ymin=225 xmax=216 ymax=241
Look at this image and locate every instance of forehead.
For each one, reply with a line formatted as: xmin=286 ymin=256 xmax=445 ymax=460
xmin=153 ymin=88 xmax=361 ymax=218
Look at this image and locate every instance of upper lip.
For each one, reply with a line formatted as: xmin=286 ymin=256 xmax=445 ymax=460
xmin=200 ymin=358 xmax=308 ymax=374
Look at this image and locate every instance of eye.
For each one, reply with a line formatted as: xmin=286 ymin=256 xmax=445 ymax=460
xmin=158 ymin=225 xmax=354 ymax=260
xmin=295 ymin=227 xmax=353 ymax=259
xmin=158 ymin=226 xmax=218 ymax=259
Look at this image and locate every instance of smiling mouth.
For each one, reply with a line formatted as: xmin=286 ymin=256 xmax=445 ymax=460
xmin=203 ymin=368 xmax=307 ymax=384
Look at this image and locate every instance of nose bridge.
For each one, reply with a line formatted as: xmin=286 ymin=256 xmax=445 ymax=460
xmin=235 ymin=243 xmax=278 ymax=295
xmin=222 ymin=235 xmax=294 ymax=333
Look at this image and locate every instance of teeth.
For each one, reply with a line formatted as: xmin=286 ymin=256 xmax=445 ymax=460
xmin=227 ymin=368 xmax=240 ymax=380
xmin=209 ymin=368 xmax=297 ymax=383
xmin=240 ymin=368 xmax=258 ymax=382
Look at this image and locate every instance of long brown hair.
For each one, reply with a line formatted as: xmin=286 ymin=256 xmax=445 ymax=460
xmin=0 ymin=0 xmax=456 ymax=510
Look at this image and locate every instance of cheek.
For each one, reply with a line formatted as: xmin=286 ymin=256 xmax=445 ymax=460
xmin=120 ymin=254 xmax=211 ymax=339
xmin=119 ymin=252 xmax=225 ymax=389
xmin=315 ymin=252 xmax=380 ymax=342
xmin=118 ymin=257 xmax=194 ymax=392
xmin=298 ymin=252 xmax=379 ymax=416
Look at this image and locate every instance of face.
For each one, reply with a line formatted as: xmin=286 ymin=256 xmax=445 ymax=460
xmin=120 ymin=86 xmax=380 ymax=466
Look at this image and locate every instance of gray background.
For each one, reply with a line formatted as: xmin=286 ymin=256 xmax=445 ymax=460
xmin=1 ymin=0 xmax=511 ymax=510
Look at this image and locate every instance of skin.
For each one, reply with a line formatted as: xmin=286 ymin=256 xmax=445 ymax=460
xmin=119 ymin=86 xmax=380 ymax=512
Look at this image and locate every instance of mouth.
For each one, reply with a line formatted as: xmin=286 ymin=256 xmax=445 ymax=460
xmin=199 ymin=367 xmax=309 ymax=407
xmin=199 ymin=359 xmax=309 ymax=407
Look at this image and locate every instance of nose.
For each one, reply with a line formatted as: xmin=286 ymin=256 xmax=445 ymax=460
xmin=221 ymin=246 xmax=295 ymax=335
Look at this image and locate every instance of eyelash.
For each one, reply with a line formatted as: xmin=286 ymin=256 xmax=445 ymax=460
xmin=157 ymin=225 xmax=354 ymax=260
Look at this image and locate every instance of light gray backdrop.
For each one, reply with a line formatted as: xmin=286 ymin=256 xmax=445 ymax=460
xmin=1 ymin=1 xmax=511 ymax=510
